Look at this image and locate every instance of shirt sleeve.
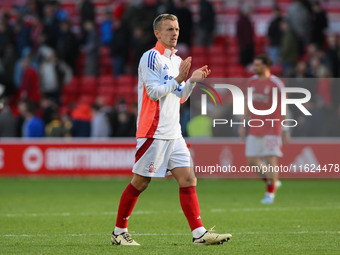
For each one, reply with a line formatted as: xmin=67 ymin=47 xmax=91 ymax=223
xmin=141 ymin=51 xmax=179 ymax=101
xmin=180 ymin=79 xmax=196 ymax=103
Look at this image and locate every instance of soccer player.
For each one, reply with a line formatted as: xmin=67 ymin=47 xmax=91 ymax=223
xmin=238 ymin=55 xmax=290 ymax=204
xmin=111 ymin=14 xmax=232 ymax=246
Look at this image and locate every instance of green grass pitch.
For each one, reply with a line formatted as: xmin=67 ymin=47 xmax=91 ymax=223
xmin=0 ymin=178 xmax=339 ymax=254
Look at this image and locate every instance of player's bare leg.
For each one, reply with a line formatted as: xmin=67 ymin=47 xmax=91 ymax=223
xmin=260 ymin=156 xmax=280 ymax=204
xmin=247 ymin=157 xmax=267 ymax=181
xmin=172 ymin=167 xmax=232 ymax=245
xmin=111 ymin=174 xmax=151 ymax=245
xmin=247 ymin=156 xmax=279 ymax=204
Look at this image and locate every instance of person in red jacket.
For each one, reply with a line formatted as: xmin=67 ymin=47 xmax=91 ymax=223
xmin=18 ymin=57 xmax=41 ymax=104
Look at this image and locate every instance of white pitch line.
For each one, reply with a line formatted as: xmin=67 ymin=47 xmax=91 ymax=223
xmin=1 ymin=231 xmax=339 ymax=238
xmin=1 ymin=206 xmax=340 ymax=218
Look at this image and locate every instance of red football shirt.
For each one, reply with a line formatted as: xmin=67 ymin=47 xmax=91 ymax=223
xmin=247 ymin=75 xmax=285 ymax=136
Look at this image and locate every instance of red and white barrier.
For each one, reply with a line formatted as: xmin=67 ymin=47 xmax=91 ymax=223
xmin=0 ymin=138 xmax=339 ymax=178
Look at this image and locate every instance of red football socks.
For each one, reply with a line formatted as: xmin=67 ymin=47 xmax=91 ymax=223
xmin=115 ymin=183 xmax=141 ymax=228
xmin=179 ymin=186 xmax=204 ymax=231
xmin=266 ymin=179 xmax=276 ymax=193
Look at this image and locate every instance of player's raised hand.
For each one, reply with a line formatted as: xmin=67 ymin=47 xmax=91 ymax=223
xmin=189 ymin=65 xmax=211 ymax=83
xmin=175 ymin=57 xmax=192 ymax=84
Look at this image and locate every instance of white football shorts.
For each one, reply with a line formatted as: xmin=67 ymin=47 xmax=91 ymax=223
xmin=132 ymin=137 xmax=193 ymax=177
xmin=245 ymin=135 xmax=283 ymax=158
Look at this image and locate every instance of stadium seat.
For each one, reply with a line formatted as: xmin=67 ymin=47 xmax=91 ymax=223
xmin=116 ymin=74 xmax=134 ymax=86
xmin=98 ymin=75 xmax=115 ymax=87
xmin=100 ymin=46 xmax=111 ymax=57
xmin=99 ymin=94 xmax=116 ymax=106
xmin=78 ymin=94 xmax=96 ymax=105
xmin=208 ymin=45 xmax=225 ymax=55
xmin=97 ymin=84 xmax=116 ymax=95
xmin=209 ymin=55 xmax=227 ymax=66
xmin=80 ymin=76 xmax=97 ymax=94
xmin=271 ymin=65 xmax=283 ymax=76
xmin=99 ymin=57 xmax=113 ymax=75
xmin=61 ymin=94 xmax=77 ymax=106
xmin=191 ymin=46 xmax=207 ymax=56
xmin=62 ymin=77 xmax=79 ymax=95
xmin=209 ymin=66 xmax=226 ymax=78
xmin=225 ymin=65 xmax=246 ymax=77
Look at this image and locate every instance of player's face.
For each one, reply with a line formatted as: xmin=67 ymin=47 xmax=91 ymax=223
xmin=155 ymin=19 xmax=179 ymax=49
xmin=253 ymin=59 xmax=265 ymax=75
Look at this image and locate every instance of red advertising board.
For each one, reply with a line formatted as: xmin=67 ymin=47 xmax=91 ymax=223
xmin=190 ymin=138 xmax=340 ymax=178
xmin=0 ymin=138 xmax=339 ymax=178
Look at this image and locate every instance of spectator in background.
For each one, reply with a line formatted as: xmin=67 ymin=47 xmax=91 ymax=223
xmin=40 ymin=96 xmax=58 ymax=125
xmin=13 ymin=47 xmax=32 ymax=89
xmin=280 ymin=19 xmax=299 ymax=76
xmin=132 ymin=25 xmax=153 ymax=75
xmin=287 ymin=0 xmax=311 ymax=53
xmin=175 ymin=0 xmax=193 ymax=57
xmin=71 ymin=103 xmax=92 ymax=137
xmin=0 ymin=13 xmax=16 ymax=84
xmin=267 ymin=6 xmax=282 ymax=65
xmin=30 ymin=15 xmax=43 ymax=53
xmin=236 ymin=3 xmax=254 ymax=66
xmin=54 ymin=0 xmax=68 ymax=22
xmin=57 ymin=20 xmax=79 ymax=74
xmin=111 ymin=99 xmax=135 ymax=137
xmin=14 ymin=16 xmax=31 ymax=58
xmin=110 ymin=19 xmax=129 ymax=77
xmin=91 ymin=103 xmax=112 ymax=137
xmin=42 ymin=3 xmax=60 ymax=49
xmin=18 ymin=99 xmax=45 ymax=138
xmin=80 ymin=0 xmax=95 ymax=27
xmin=45 ymin=111 xmax=71 ymax=137
xmin=82 ymin=21 xmax=99 ymax=76
xmin=156 ymin=0 xmax=176 ymax=16
xmin=316 ymin=65 xmax=332 ymax=107
xmin=292 ymin=61 xmax=311 ymax=78
xmin=0 ymin=98 xmax=17 ymax=137
xmin=311 ymin=1 xmax=328 ymax=49
xmin=325 ymin=35 xmax=340 ymax=78
xmin=0 ymin=62 xmax=15 ymax=97
xmin=197 ymin=0 xmax=215 ymax=47
xmin=307 ymin=56 xmax=321 ymax=77
xmin=39 ymin=47 xmax=63 ymax=103
xmin=23 ymin=0 xmax=45 ymax=19
xmin=100 ymin=11 xmax=113 ymax=46
xmin=18 ymin=56 xmax=41 ymax=104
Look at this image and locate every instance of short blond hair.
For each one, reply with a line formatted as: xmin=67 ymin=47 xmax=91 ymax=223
xmin=153 ymin=13 xmax=178 ymax=31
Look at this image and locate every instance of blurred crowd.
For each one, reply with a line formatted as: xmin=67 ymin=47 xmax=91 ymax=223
xmin=0 ymin=0 xmax=339 ymax=138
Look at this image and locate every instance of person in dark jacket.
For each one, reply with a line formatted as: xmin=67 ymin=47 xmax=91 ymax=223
xmin=110 ymin=19 xmax=130 ymax=77
xmin=80 ymin=0 xmax=95 ymax=26
xmin=311 ymin=1 xmax=328 ymax=49
xmin=82 ymin=21 xmax=99 ymax=76
xmin=175 ymin=0 xmax=193 ymax=48
xmin=57 ymin=20 xmax=79 ymax=74
xmin=236 ymin=4 xmax=254 ymax=66
xmin=197 ymin=0 xmax=215 ymax=47
xmin=267 ymin=7 xmax=282 ymax=65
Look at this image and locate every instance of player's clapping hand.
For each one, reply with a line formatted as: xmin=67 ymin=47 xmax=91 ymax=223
xmin=175 ymin=57 xmax=192 ymax=84
xmin=189 ymin=65 xmax=211 ymax=83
